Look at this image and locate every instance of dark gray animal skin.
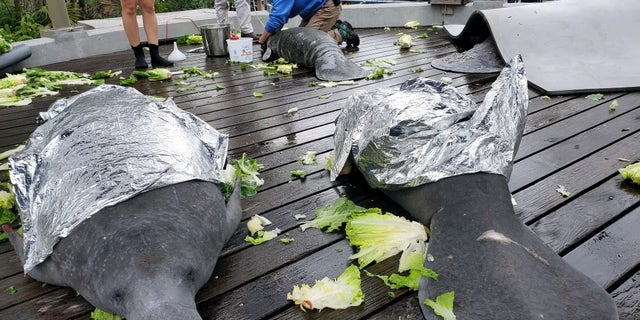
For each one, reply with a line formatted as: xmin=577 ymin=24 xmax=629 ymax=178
xmin=264 ymin=27 xmax=369 ymax=81
xmin=383 ymin=173 xmax=619 ymax=320
xmin=4 ymin=178 xmax=242 ymax=320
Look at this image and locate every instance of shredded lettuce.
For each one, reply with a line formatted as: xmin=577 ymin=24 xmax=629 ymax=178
xmin=0 ymin=188 xmax=17 ymax=225
xmin=297 ymin=151 xmax=317 ymax=165
xmin=90 ymin=308 xmax=123 ymax=320
xmin=176 ymin=34 xmax=203 ymax=45
xmin=221 ymin=153 xmax=264 ymax=199
xmin=5 ymin=285 xmax=16 ymax=295
xmin=90 ymin=70 xmax=122 ymax=80
xmin=245 ymin=228 xmax=281 ymax=245
xmin=346 ymin=209 xmax=428 ymax=272
xmin=404 ymin=20 xmax=420 ymax=30
xmin=397 ymin=34 xmax=413 ymax=49
xmin=245 ymin=214 xmax=279 ymax=245
xmin=182 ymin=66 xmax=203 ymax=76
xmin=324 ymin=152 xmax=334 ymax=171
xmin=423 ymin=291 xmax=456 ymax=320
xmin=291 ymin=170 xmax=307 ymax=178
xmin=366 ymin=68 xmax=393 ymax=80
xmin=256 ymin=58 xmax=297 ymax=76
xmin=609 ymin=99 xmax=619 ymax=111
xmin=364 ymin=252 xmax=437 ymax=291
xmin=0 ymin=74 xmax=27 ymax=89
xmin=317 ymin=80 xmax=355 ymax=88
xmin=619 ymin=162 xmax=640 ymax=185
xmin=585 ymin=93 xmax=604 ymax=101
xmin=247 ymin=214 xmax=272 ymax=235
xmin=0 ymin=68 xmax=97 ymax=107
xmin=300 ymin=197 xmax=364 ymax=232
xmin=440 ymin=76 xmax=453 ymax=84
xmin=287 ymin=264 xmax=364 ymax=311
xmin=280 ymin=235 xmax=294 ymax=244
xmin=131 ymin=68 xmax=172 ymax=81
xmin=555 ymin=185 xmax=571 ymax=197
xmin=361 ymin=59 xmax=396 ymax=68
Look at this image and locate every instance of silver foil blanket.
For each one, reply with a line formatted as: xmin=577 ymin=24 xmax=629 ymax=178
xmin=331 ymin=55 xmax=528 ymax=189
xmin=9 ymin=85 xmax=228 ymax=273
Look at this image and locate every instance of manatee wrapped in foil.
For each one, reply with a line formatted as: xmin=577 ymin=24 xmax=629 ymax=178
xmin=331 ymin=55 xmax=528 ymax=190
xmin=9 ymin=85 xmax=228 ymax=273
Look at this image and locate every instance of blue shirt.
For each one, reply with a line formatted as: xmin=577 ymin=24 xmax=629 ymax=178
xmin=265 ymin=0 xmax=326 ymax=34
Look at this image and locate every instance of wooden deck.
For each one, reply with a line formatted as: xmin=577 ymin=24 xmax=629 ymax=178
xmin=1 ymin=28 xmax=639 ymax=320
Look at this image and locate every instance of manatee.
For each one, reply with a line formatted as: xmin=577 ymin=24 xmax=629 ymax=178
xmin=383 ymin=173 xmax=619 ymax=320
xmin=331 ymin=56 xmax=619 ymax=319
xmin=3 ymin=177 xmax=242 ymax=320
xmin=263 ymin=27 xmax=368 ymax=81
xmin=2 ymin=85 xmax=242 ymax=320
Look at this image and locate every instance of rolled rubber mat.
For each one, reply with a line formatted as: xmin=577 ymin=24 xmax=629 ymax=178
xmin=435 ymin=0 xmax=640 ymax=95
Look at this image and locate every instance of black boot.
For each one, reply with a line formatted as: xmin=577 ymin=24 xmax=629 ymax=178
xmin=131 ymin=44 xmax=148 ymax=69
xmin=149 ymin=44 xmax=174 ymax=67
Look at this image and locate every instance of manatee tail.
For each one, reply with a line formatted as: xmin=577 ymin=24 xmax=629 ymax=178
xmin=315 ymin=53 xmax=369 ymax=81
xmin=384 ymin=173 xmax=618 ymax=320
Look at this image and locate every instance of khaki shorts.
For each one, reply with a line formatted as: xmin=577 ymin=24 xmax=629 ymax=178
xmin=299 ymin=0 xmax=343 ymax=43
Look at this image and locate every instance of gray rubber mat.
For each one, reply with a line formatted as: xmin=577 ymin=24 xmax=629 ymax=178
xmin=431 ymin=38 xmax=505 ymax=74
xmin=436 ymin=0 xmax=640 ymax=95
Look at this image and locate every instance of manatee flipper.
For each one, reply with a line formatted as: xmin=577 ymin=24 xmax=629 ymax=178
xmin=223 ymin=176 xmax=243 ymax=239
xmin=384 ymin=173 xmax=618 ymax=320
xmin=3 ymin=225 xmax=25 ymax=264
xmin=2 ymin=224 xmax=67 ymax=286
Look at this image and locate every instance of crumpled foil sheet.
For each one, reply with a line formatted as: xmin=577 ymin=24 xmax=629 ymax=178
xmin=9 ymin=85 xmax=228 ymax=273
xmin=331 ymin=55 xmax=528 ymax=190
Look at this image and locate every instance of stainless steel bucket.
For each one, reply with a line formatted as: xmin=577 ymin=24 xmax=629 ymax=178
xmin=200 ymin=23 xmax=230 ymax=56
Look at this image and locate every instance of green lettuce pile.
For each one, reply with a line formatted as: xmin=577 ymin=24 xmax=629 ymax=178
xmin=289 ymin=197 xmax=439 ymax=312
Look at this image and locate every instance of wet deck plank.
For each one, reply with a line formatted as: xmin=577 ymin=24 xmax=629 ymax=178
xmin=1 ymin=27 xmax=639 ymax=320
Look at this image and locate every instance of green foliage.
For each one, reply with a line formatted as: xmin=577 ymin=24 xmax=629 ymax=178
xmin=0 ymin=0 xmax=213 ymax=42
xmin=154 ymin=0 xmax=211 ymax=13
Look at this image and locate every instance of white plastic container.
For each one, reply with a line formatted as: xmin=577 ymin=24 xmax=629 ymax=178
xmin=226 ymin=38 xmax=253 ymax=63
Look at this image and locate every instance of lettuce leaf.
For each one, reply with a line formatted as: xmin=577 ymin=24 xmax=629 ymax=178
xmin=90 ymin=308 xmax=123 ymax=320
xmin=299 ymin=197 xmax=364 ymax=232
xmin=364 ymin=252 xmax=437 ymax=291
xmin=619 ymin=162 xmax=640 ymax=185
xmin=221 ymin=153 xmax=264 ymax=199
xmin=296 ymin=151 xmax=317 ymax=165
xmin=346 ymin=210 xmax=428 ymax=272
xmin=423 ymin=291 xmax=456 ymax=320
xmin=245 ymin=228 xmax=280 ymax=245
xmin=287 ymin=264 xmax=364 ymax=311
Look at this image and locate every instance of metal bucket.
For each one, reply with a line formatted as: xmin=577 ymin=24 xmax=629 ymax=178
xmin=200 ymin=23 xmax=230 ymax=56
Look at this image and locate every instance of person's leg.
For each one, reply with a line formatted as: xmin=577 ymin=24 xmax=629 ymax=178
xmin=138 ymin=0 xmax=173 ymax=67
xmin=138 ymin=0 xmax=159 ymax=45
xmin=121 ymin=0 xmax=148 ymax=69
xmin=236 ymin=0 xmax=254 ymax=34
xmin=304 ymin=0 xmax=341 ymax=34
xmin=214 ymin=0 xmax=229 ymax=25
xmin=305 ymin=0 xmax=359 ymax=49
